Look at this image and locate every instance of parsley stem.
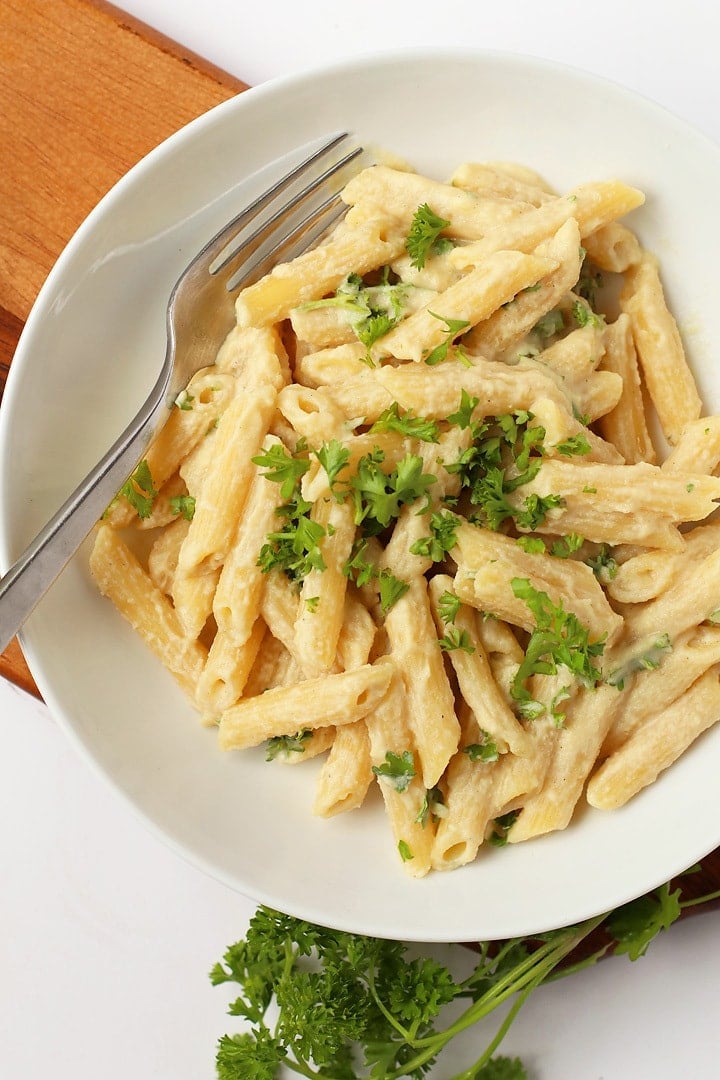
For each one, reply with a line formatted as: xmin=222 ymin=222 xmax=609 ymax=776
xmin=680 ymin=887 xmax=720 ymax=909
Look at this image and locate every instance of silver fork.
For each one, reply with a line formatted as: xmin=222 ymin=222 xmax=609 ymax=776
xmin=0 ymin=131 xmax=366 ymax=655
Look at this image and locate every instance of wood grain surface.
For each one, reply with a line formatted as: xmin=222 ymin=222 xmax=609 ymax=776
xmin=1 ymin=0 xmax=719 ymax=911
xmin=0 ymin=0 xmax=247 ymax=693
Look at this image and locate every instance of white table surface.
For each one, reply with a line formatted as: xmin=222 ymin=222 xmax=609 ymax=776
xmin=4 ymin=2 xmax=720 ymax=1077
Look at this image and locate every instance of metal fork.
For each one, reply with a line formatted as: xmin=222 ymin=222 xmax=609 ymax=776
xmin=0 ymin=131 xmax=366 ymax=654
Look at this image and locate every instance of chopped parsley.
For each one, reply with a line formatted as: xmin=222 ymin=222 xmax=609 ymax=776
xmin=299 ymin=268 xmax=407 ymax=353
xmin=415 ymin=785 xmax=446 ymax=827
xmin=554 ymin=433 xmax=591 ymax=457
xmin=586 ymin=544 xmax=619 ymax=581
xmin=406 ymin=203 xmax=451 ymax=269
xmin=438 ymin=626 xmax=475 ymax=654
xmin=377 ymin=570 xmax=410 ymax=615
xmin=423 ymin=312 xmax=472 ymax=366
xmin=119 ymin=459 xmax=157 ymax=519
xmin=265 ymin=730 xmax=312 ymax=761
xmin=371 ymin=750 xmax=416 ymax=793
xmin=257 ymin=496 xmax=326 ymax=582
xmin=510 ymin=577 xmax=606 ymax=719
xmin=314 ymin=440 xmax=351 ymax=492
xmin=169 ymin=494 xmax=196 ymax=521
xmin=464 ymin=731 xmax=500 ymax=763
xmin=349 ymin=450 xmax=436 ymax=534
xmin=447 ymin=388 xmax=480 ymax=430
xmin=489 ymin=809 xmax=521 ymax=846
xmin=571 ymin=298 xmax=604 ymax=329
xmin=252 ymin=442 xmax=310 ymax=501
xmin=409 ymin=510 xmax=461 ymax=563
xmin=607 ymin=633 xmax=672 ymax=690
xmin=397 ymin=839 xmax=414 ymax=862
xmin=369 ymin=402 xmax=440 ymax=443
xmin=437 ymin=589 xmax=462 ymax=624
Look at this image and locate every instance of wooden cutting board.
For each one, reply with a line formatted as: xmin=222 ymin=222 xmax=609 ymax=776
xmin=0 ymin=0 xmax=247 ymax=694
xmin=2 ymin=0 xmax=720 ymax=914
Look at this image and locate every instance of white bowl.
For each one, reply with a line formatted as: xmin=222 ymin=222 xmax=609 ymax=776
xmin=3 ymin=49 xmax=720 ymax=942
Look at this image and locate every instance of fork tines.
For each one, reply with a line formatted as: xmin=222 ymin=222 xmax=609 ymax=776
xmin=210 ymin=132 xmax=368 ymax=293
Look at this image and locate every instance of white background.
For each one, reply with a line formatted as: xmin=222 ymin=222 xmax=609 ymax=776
xmin=3 ymin=2 xmax=720 ymax=1077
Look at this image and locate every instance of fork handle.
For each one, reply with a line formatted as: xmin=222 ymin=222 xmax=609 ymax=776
xmin=0 ymin=394 xmax=165 ymax=657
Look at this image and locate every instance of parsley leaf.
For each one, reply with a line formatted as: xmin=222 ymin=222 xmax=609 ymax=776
xmin=510 ymin=577 xmax=605 ymax=716
xmin=265 ymin=731 xmax=312 ymax=761
xmin=257 ymin=497 xmax=326 ymax=582
xmin=464 ymin=730 xmax=500 ymax=763
xmin=169 ymin=493 xmax=196 ymax=521
xmin=438 ymin=625 xmax=475 ymax=653
xmin=406 ymin=203 xmax=451 ymax=269
xmin=606 ymin=882 xmax=682 ymax=960
xmin=424 ymin=312 xmax=472 ymax=365
xmin=409 ymin=510 xmax=461 ymax=563
xmin=252 ymin=444 xmax=310 ymax=501
xmin=350 ymin=451 xmax=436 ymax=533
xmin=118 ymin=459 xmax=158 ymax=519
xmin=369 ymin=402 xmax=440 ymax=443
xmin=437 ymin=589 xmax=462 ymax=624
xmin=378 ymin=569 xmax=410 ymax=614
xmin=371 ymin=749 xmax=416 ymax=792
xmin=447 ymin=388 xmax=480 ymax=430
xmin=315 ymin=440 xmax=351 ymax=492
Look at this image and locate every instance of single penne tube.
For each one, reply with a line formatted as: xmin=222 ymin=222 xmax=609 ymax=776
xmin=365 ymin=667 xmax=435 ymax=878
xmin=384 ymin=576 xmax=461 ymax=788
xmin=147 ymin=516 xmax=190 ymax=596
xmin=196 ymin=616 xmax=266 ymax=715
xmin=450 ymin=161 xmax=553 ymax=205
xmin=597 ymin=313 xmax=656 ymax=464
xmin=606 ymin=521 xmax=720 ymax=604
xmin=463 ymin=218 xmax=582 ymax=361
xmin=427 ymin=575 xmax=532 ymax=756
xmin=172 ymin=570 xmax=220 ymax=641
xmin=295 ymin=341 xmax=369 ymax=385
xmin=587 ymin=667 xmax=720 ymax=810
xmin=624 ymin=545 xmax=720 ymax=641
xmin=601 ymin=624 xmax=720 ymax=756
xmin=234 ymin=216 xmax=408 ymax=327
xmin=175 ymin=383 xmax=278 ymax=580
xmin=104 ymin=368 xmax=237 ymax=528
xmin=214 ymin=324 xmax=291 ymax=389
xmin=341 ymin=164 xmax=530 ymax=236
xmin=533 ymin=503 xmax=683 ymax=550
xmin=376 ymin=250 xmax=558 ymax=363
xmin=453 ymin=522 xmax=623 ymax=644
xmin=89 ymin=524 xmax=207 ymax=702
xmin=620 ymin=253 xmax=701 ymax=445
xmin=568 ymin=179 xmax=645 ymax=237
xmin=335 ymin=588 xmax=377 ymax=671
xmin=294 ymin=495 xmax=356 ymax=677
xmin=448 ymin=197 xmax=575 ymax=270
xmin=582 ymin=222 xmax=642 ymax=273
xmin=514 ymin=458 xmax=720 ymax=523
xmin=535 ymin=324 xmax=604 ymax=380
xmin=508 ymin=683 xmax=623 ymax=841
xmin=217 ymin=659 xmax=394 ymax=750
xmin=662 ymin=415 xmax=720 ymax=475
xmin=259 ymin=567 xmax=303 ymax=659
xmin=277 ymin=384 xmax=350 ymax=445
xmin=373 ymin=354 xmax=567 ymax=421
xmin=313 ymin=720 xmax=375 ymax=816
xmin=212 ymin=436 xmax=285 ymax=642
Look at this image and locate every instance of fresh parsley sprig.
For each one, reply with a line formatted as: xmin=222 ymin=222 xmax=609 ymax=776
xmin=211 ymin=868 xmax=720 ymax=1079
xmin=406 ymin=203 xmax=452 ymax=269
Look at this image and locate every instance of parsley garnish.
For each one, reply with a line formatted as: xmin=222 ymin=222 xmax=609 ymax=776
xmin=415 ymin=785 xmax=446 ymax=827
xmin=257 ymin=497 xmax=326 ymax=582
xmin=555 ymin=433 xmax=591 ymax=457
xmin=314 ymin=440 xmax=351 ymax=492
xmin=378 ymin=570 xmax=410 ymax=615
xmin=409 ymin=510 xmax=461 ymax=563
xmin=369 ymin=402 xmax=440 ymax=443
xmin=300 ymin=269 xmax=407 ymax=353
xmin=169 ymin=494 xmax=196 ymax=521
xmin=586 ymin=544 xmax=619 ymax=581
xmin=252 ymin=443 xmax=310 ymax=501
xmin=211 ymin=868 xmax=719 ymax=1078
xmin=447 ymin=388 xmax=480 ymax=430
xmin=119 ymin=459 xmax=157 ymax=519
xmin=571 ymin=298 xmax=604 ymax=329
xmin=437 ymin=589 xmax=462 ymax=624
xmin=607 ymin=633 xmax=672 ymax=690
xmin=549 ymin=532 xmax=584 ymax=559
xmin=438 ymin=626 xmax=475 ymax=654
xmin=397 ymin=839 xmax=414 ymax=862
xmin=424 ymin=312 xmax=472 ymax=366
xmin=489 ymin=810 xmax=521 ymax=847
xmin=464 ymin=731 xmax=500 ymax=763
xmin=406 ymin=203 xmax=451 ymax=269
xmin=510 ymin=577 xmax=605 ymax=718
xmin=371 ymin=750 xmax=416 ymax=793
xmin=350 ymin=451 xmax=436 ymax=534
xmin=265 ymin=730 xmax=312 ymax=761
